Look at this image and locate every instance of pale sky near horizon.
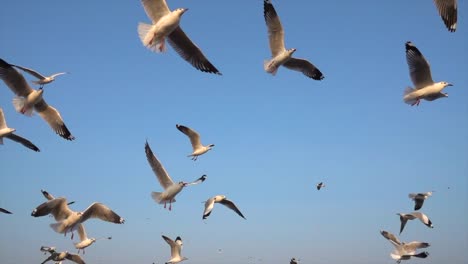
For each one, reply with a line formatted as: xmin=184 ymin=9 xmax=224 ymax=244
xmin=0 ymin=0 xmax=467 ymax=264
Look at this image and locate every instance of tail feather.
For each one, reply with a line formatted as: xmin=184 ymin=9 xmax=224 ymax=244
xmin=138 ymin=22 xmax=152 ymax=45
xmin=50 ymin=222 xmax=66 ymax=234
xmin=138 ymin=23 xmax=165 ymax=53
xmin=403 ymin=87 xmax=418 ymax=105
xmin=151 ymin=192 xmax=175 ymax=204
xmin=12 ymin=97 xmax=33 ymax=116
xmin=264 ymin=60 xmax=278 ymax=75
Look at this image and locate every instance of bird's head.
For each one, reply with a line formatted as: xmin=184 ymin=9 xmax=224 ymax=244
xmin=288 ymin=48 xmax=297 ymax=55
xmin=175 ymin=8 xmax=188 ymax=16
xmin=440 ymin=81 xmax=453 ymax=89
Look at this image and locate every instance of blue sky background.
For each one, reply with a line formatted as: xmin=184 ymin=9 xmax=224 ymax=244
xmin=0 ymin=0 xmax=467 ymax=263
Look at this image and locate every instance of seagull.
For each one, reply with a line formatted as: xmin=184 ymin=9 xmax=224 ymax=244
xmin=398 ymin=212 xmax=434 ymax=234
xmin=31 ymin=197 xmax=124 ymax=239
xmin=0 ymin=208 xmax=12 ymax=214
xmin=40 ymin=246 xmax=86 ymax=264
xmin=0 ymin=107 xmax=40 ymax=152
xmin=408 ymin=191 xmax=433 ymax=210
xmin=263 ymin=0 xmax=324 ymax=80
xmin=316 ymin=182 xmax=325 ymax=190
xmin=176 ymin=124 xmax=214 ymax=161
xmin=145 ymin=141 xmax=206 ymax=210
xmin=0 ymin=58 xmax=75 ymax=140
xmin=74 ymin=224 xmax=112 ymax=254
xmin=138 ymin=0 xmax=221 ymax=74
xmin=12 ymin=64 xmax=68 ymax=88
xmin=380 ymin=230 xmax=430 ymax=263
xmin=290 ymin=258 xmax=298 ymax=264
xmin=433 ymin=0 xmax=457 ymax=32
xmin=162 ymin=235 xmax=188 ymax=264
xmin=203 ymin=195 xmax=245 ymax=220
xmin=403 ymin=42 xmax=452 ymax=106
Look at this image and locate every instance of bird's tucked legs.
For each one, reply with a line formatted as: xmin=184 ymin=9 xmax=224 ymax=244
xmin=411 ymin=99 xmax=420 ymax=106
xmin=169 ymin=201 xmax=172 ymax=211
xmin=164 ymin=202 xmax=167 ymax=209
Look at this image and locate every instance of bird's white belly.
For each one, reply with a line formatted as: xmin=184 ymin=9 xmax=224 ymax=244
xmin=154 ymin=13 xmax=181 ymax=38
xmin=161 ymin=184 xmax=184 ymax=201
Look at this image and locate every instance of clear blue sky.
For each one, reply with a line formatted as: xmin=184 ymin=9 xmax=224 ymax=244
xmin=1 ymin=0 xmax=467 ymax=263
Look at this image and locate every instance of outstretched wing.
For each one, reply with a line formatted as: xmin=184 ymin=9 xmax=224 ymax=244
xmin=145 ymin=141 xmax=174 ymax=189
xmin=11 ymin=64 xmax=46 ymax=80
xmin=219 ymin=198 xmax=246 ymax=219
xmin=80 ymin=202 xmax=125 ymax=224
xmin=433 ymin=0 xmax=457 ymax=32
xmin=263 ymin=0 xmax=285 ymax=56
xmin=283 ymin=58 xmax=324 ymax=80
xmin=34 ymin=100 xmax=75 ymax=140
xmin=405 ymin=42 xmax=434 ymax=89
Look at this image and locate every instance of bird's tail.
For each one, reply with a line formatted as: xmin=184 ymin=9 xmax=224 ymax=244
xmin=12 ymin=97 xmax=33 ymax=116
xmin=403 ymin=87 xmax=418 ymax=105
xmin=50 ymin=222 xmax=66 ymax=234
xmin=264 ymin=60 xmax=278 ymax=75
xmin=151 ymin=192 xmax=175 ymax=204
xmin=137 ymin=23 xmax=165 ymax=53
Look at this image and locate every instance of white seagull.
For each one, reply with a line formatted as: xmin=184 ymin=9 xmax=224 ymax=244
xmin=316 ymin=182 xmax=325 ymax=190
xmin=403 ymin=42 xmax=452 ymax=106
xmin=0 ymin=208 xmax=12 ymax=214
xmin=40 ymin=246 xmax=86 ymax=264
xmin=409 ymin=191 xmax=433 ymax=210
xmin=31 ymin=197 xmax=124 ymax=238
xmin=398 ymin=212 xmax=434 ymax=234
xmin=203 ymin=195 xmax=246 ymax=220
xmin=162 ymin=235 xmax=188 ymax=264
xmin=12 ymin=64 xmax=68 ymax=88
xmin=0 ymin=107 xmax=40 ymax=152
xmin=433 ymin=0 xmax=457 ymax=32
xmin=176 ymin=124 xmax=214 ymax=161
xmin=138 ymin=0 xmax=221 ymax=74
xmin=0 ymin=58 xmax=75 ymax=140
xmin=263 ymin=0 xmax=324 ymax=80
xmin=380 ymin=230 xmax=430 ymax=263
xmin=290 ymin=258 xmax=298 ymax=264
xmin=74 ymin=224 xmax=112 ymax=254
xmin=145 ymin=141 xmax=207 ymax=210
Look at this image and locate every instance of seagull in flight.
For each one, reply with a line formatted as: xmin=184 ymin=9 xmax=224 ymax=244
xmin=162 ymin=235 xmax=188 ymax=264
xmin=403 ymin=42 xmax=452 ymax=106
xmin=40 ymin=246 xmax=85 ymax=264
xmin=203 ymin=195 xmax=245 ymax=220
xmin=398 ymin=212 xmax=434 ymax=234
xmin=408 ymin=191 xmax=433 ymax=210
xmin=138 ymin=0 xmax=221 ymax=74
xmin=316 ymin=182 xmax=325 ymax=190
xmin=176 ymin=124 xmax=214 ymax=161
xmin=74 ymin=224 xmax=112 ymax=254
xmin=0 ymin=58 xmax=75 ymax=140
xmin=0 ymin=107 xmax=40 ymax=152
xmin=12 ymin=64 xmax=68 ymax=88
xmin=433 ymin=0 xmax=457 ymax=32
xmin=145 ymin=140 xmax=206 ymax=210
xmin=380 ymin=230 xmax=430 ymax=263
xmin=263 ymin=0 xmax=324 ymax=80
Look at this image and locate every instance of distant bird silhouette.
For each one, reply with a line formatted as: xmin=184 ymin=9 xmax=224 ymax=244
xmin=408 ymin=191 xmax=433 ymax=210
xmin=203 ymin=195 xmax=245 ymax=220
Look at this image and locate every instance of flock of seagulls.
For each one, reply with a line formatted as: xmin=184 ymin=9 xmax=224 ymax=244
xmin=0 ymin=0 xmax=460 ymax=263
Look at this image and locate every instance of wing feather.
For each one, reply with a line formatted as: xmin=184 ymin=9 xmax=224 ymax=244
xmin=283 ymin=58 xmax=324 ymax=80
xmin=34 ymin=100 xmax=75 ymax=140
xmin=264 ymin=0 xmax=285 ymax=56
xmin=0 ymin=58 xmax=34 ymax=97
xmin=80 ymin=202 xmax=124 ymax=224
xmin=434 ymin=0 xmax=457 ymax=32
xmin=141 ymin=0 xmax=170 ymax=23
xmin=145 ymin=141 xmax=174 ymax=189
xmin=405 ymin=42 xmax=434 ymax=89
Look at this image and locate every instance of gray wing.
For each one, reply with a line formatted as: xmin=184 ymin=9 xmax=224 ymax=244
xmin=219 ymin=198 xmax=246 ymax=219
xmin=141 ymin=0 xmax=170 ymax=24
xmin=167 ymin=27 xmax=221 ymax=75
xmin=80 ymin=202 xmax=125 ymax=224
xmin=11 ymin=64 xmax=46 ymax=80
xmin=203 ymin=197 xmax=216 ymax=219
xmin=176 ymin=124 xmax=202 ymax=150
xmin=414 ymin=197 xmax=425 ymax=210
xmin=31 ymin=198 xmax=73 ymax=221
xmin=34 ymin=100 xmax=75 ymax=140
xmin=41 ymin=189 xmax=55 ymax=200
xmin=405 ymin=42 xmax=434 ymax=89
xmin=380 ymin=230 xmax=402 ymax=246
xmin=399 ymin=215 xmax=408 ymax=234
xmin=263 ymin=0 xmax=285 ymax=56
xmin=76 ymin=223 xmax=88 ymax=241
xmin=283 ymin=58 xmax=324 ymax=80
xmin=162 ymin=235 xmax=181 ymax=259
xmin=0 ymin=58 xmax=34 ymax=97
xmin=434 ymin=0 xmax=457 ymax=32
xmin=404 ymin=241 xmax=431 ymax=252
xmin=65 ymin=253 xmax=86 ymax=264
xmin=185 ymin=174 xmax=207 ymax=186
xmin=41 ymin=255 xmax=55 ymax=264
xmin=0 ymin=208 xmax=12 ymax=214
xmin=5 ymin=133 xmax=40 ymax=152
xmin=145 ymin=141 xmax=174 ymax=189
xmin=49 ymin=72 xmax=68 ymax=79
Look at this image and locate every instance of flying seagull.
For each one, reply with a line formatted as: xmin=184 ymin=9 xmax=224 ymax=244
xmin=74 ymin=224 xmax=112 ymax=254
xmin=12 ymin=64 xmax=68 ymax=88
xmin=40 ymin=246 xmax=86 ymax=264
xmin=403 ymin=42 xmax=452 ymax=106
xmin=316 ymin=182 xmax=325 ymax=190
xmin=145 ymin=140 xmax=206 ymax=210
xmin=203 ymin=195 xmax=245 ymax=220
xmin=0 ymin=107 xmax=40 ymax=152
xmin=0 ymin=208 xmax=12 ymax=214
xmin=263 ymin=0 xmax=324 ymax=80
xmin=0 ymin=58 xmax=75 ymax=140
xmin=31 ymin=197 xmax=124 ymax=238
xmin=162 ymin=235 xmax=188 ymax=264
xmin=138 ymin=0 xmax=221 ymax=74
xmin=409 ymin=191 xmax=433 ymax=210
xmin=380 ymin=230 xmax=430 ymax=263
xmin=176 ymin=124 xmax=214 ymax=161
xmin=433 ymin=0 xmax=457 ymax=32
xmin=398 ymin=212 xmax=434 ymax=234
xmin=290 ymin=258 xmax=298 ymax=264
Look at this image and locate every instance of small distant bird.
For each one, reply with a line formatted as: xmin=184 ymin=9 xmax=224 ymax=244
xmin=31 ymin=197 xmax=124 ymax=238
xmin=145 ymin=141 xmax=207 ymax=210
xmin=12 ymin=64 xmax=68 ymax=88
xmin=40 ymin=246 xmax=85 ymax=264
xmin=316 ymin=182 xmax=325 ymax=190
xmin=0 ymin=58 xmax=75 ymax=140
xmin=263 ymin=0 xmax=324 ymax=80
xmin=398 ymin=212 xmax=434 ymax=234
xmin=403 ymin=42 xmax=452 ymax=106
xmin=0 ymin=107 xmax=40 ymax=152
xmin=290 ymin=257 xmax=298 ymax=264
xmin=0 ymin=208 xmax=12 ymax=214
xmin=162 ymin=235 xmax=188 ymax=264
xmin=203 ymin=195 xmax=245 ymax=220
xmin=408 ymin=191 xmax=433 ymax=210
xmin=74 ymin=224 xmax=111 ymax=254
xmin=176 ymin=124 xmax=214 ymax=161
xmin=138 ymin=0 xmax=221 ymax=74
xmin=433 ymin=0 xmax=457 ymax=32
xmin=380 ymin=230 xmax=430 ymax=263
